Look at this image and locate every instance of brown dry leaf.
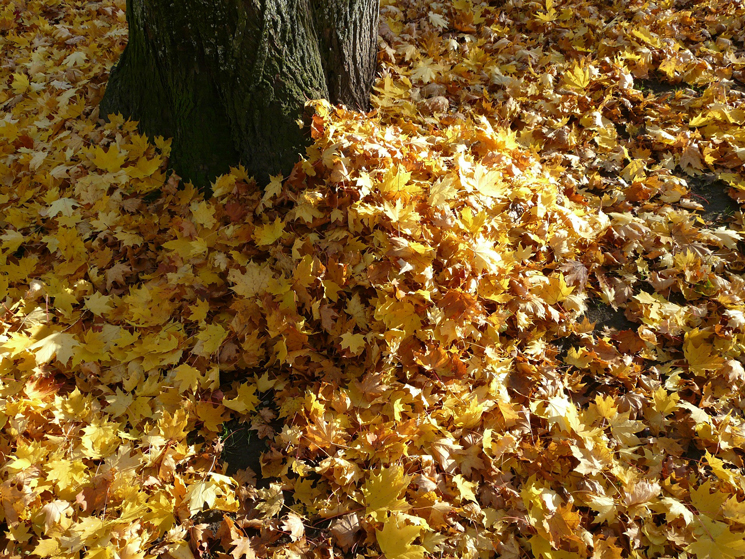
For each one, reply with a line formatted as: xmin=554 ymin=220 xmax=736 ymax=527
xmin=330 ymin=513 xmax=360 ymax=550
xmin=230 ymin=536 xmax=256 ymax=559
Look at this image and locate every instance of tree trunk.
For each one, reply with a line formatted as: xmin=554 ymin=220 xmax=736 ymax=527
xmin=101 ymin=0 xmax=378 ymax=188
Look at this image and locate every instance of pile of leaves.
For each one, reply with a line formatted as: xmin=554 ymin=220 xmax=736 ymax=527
xmin=2 ymin=0 xmax=745 ymax=557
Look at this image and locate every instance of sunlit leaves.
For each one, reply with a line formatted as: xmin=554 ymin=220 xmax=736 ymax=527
xmin=185 ymin=474 xmax=239 ymax=515
xmin=363 ymin=465 xmax=411 ymax=521
xmin=687 ymin=516 xmax=745 ymax=559
xmin=30 ymin=332 xmax=80 ymax=365
xmin=376 ymin=514 xmax=426 ymax=559
xmin=3 ymin=0 xmax=745 ymax=558
xmin=223 ymin=383 xmax=259 ymax=414
xmin=563 ymin=62 xmax=591 ymax=91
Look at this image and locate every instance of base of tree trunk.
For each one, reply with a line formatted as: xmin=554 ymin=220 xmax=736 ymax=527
xmin=101 ymin=0 xmax=378 ymax=189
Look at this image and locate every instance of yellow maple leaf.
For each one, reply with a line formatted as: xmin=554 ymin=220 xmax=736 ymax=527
xmin=185 ymin=475 xmax=237 ymax=515
xmin=452 ymin=396 xmax=484 ymax=429
xmin=229 ymin=262 xmax=273 ymax=298
xmin=293 ymin=255 xmax=315 ymax=288
xmin=632 ymin=27 xmax=662 ymax=48
xmin=91 ymin=144 xmax=127 ymax=172
xmin=452 ymin=474 xmax=478 ymax=502
xmin=12 ymin=73 xmax=30 ymax=94
xmin=293 ymin=202 xmax=324 ymax=223
xmin=162 ymin=238 xmax=203 ymax=259
xmin=46 ymin=197 xmax=79 ymax=218
xmin=720 ymin=173 xmax=745 ymax=192
xmin=45 ymin=458 xmax=88 ymax=495
xmin=223 ymin=383 xmax=258 ymax=414
xmin=63 ymin=51 xmax=87 ymax=67
xmin=172 ymin=363 xmax=202 ymax=393
xmin=376 ymin=514 xmax=425 ymax=559
xmin=652 ymin=386 xmax=679 ymax=416
xmin=212 ymin=173 xmax=237 ymax=198
xmin=0 ymin=332 xmax=34 ymax=358
xmin=72 ymin=329 xmax=110 ymax=366
xmin=322 ymin=279 xmax=342 ymax=302
xmin=570 ymin=445 xmax=609 ymax=476
xmin=84 ymin=292 xmax=113 ymax=316
xmin=680 ymin=144 xmax=704 ymax=171
xmin=0 ymin=120 xmax=19 ymax=142
xmin=462 ymin=163 xmax=504 ymax=198
xmin=428 ymin=175 xmax=458 ymax=207
xmin=723 ymin=497 xmax=745 ymax=524
xmin=410 ymin=57 xmax=441 ymax=84
xmin=340 ymin=332 xmax=366 ymax=355
xmin=33 ymin=539 xmax=60 ymax=558
xmin=564 ymin=347 xmax=592 ymax=368
xmin=195 ymin=323 xmax=228 ymax=356
xmin=188 ymin=298 xmax=209 ymax=322
xmin=689 ymin=112 xmax=712 ymax=128
xmin=105 ymin=389 xmax=133 ymax=418
xmin=686 ymin=515 xmax=745 ymax=559
xmin=254 ymin=217 xmax=285 ymax=245
xmin=530 ymin=534 xmax=584 ymax=559
xmin=231 ymin=536 xmax=256 ymax=559
xmin=535 ymin=0 xmax=557 ymax=23
xmin=158 ymin=409 xmax=189 ymax=442
xmin=684 ymin=328 xmax=725 ymax=375
xmin=81 ymin=417 xmax=120 ymax=459
xmin=690 ymin=480 xmax=728 ymax=518
xmin=470 ymin=235 xmax=502 ymax=273
xmin=585 ymin=493 xmax=615 ymax=524
xmin=127 ymin=155 xmax=163 ymax=179
xmin=563 ymin=63 xmax=591 ymax=90
xmin=191 ymin=201 xmax=217 ymax=229
xmin=621 ymin=159 xmax=646 ymax=182
xmin=538 ymin=395 xmax=580 ymax=433
xmin=281 ymin=512 xmax=305 ymax=542
xmin=257 ymin=174 xmax=283 ymax=211
xmin=30 ymin=332 xmax=80 ymax=365
xmin=195 ymin=402 xmax=228 ymax=432
xmin=539 ymin=274 xmax=575 ymax=305
xmin=255 ymin=372 xmax=276 ymax=392
xmin=0 ymin=229 xmax=24 ymax=252
xmin=656 ymin=496 xmax=695 ymax=525
xmin=706 ymin=452 xmax=737 ymax=487
xmin=428 ymin=12 xmax=448 ymax=30
xmin=363 ymin=466 xmax=411 ymax=521
xmin=380 ymin=165 xmax=414 ymax=193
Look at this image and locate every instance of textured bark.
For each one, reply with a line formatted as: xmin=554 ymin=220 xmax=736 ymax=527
xmin=101 ymin=0 xmax=379 ymax=188
xmin=312 ymin=0 xmax=379 ymax=111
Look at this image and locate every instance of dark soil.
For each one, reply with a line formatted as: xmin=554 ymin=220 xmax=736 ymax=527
xmin=635 ymin=74 xmax=702 ymax=97
xmin=220 ymin=418 xmax=270 ymax=485
xmin=678 ymin=171 xmax=738 ymax=225
xmin=583 ymin=300 xmax=635 ymax=334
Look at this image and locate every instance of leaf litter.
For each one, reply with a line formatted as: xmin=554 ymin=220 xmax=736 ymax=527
xmin=1 ymin=0 xmax=745 ymax=558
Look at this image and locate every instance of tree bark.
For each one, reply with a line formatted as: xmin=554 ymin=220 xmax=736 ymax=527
xmin=101 ymin=0 xmax=378 ymax=188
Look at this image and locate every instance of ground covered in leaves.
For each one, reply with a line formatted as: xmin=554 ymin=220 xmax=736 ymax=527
xmin=2 ymin=0 xmax=745 ymax=557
